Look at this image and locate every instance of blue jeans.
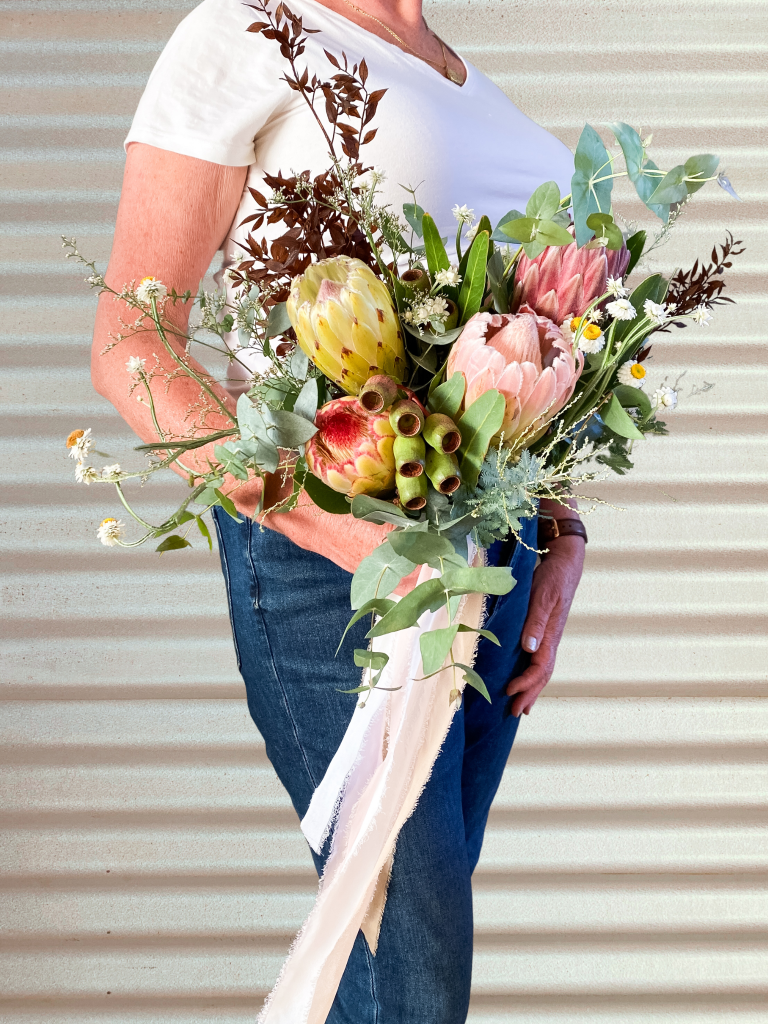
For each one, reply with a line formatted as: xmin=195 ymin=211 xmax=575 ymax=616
xmin=212 ymin=509 xmax=538 ymax=1024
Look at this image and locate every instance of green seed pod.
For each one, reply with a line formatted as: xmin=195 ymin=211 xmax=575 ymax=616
xmin=423 ymin=413 xmax=461 ymax=454
xmin=389 ymin=398 xmax=425 ymax=438
xmin=393 ymin=434 xmax=425 ymax=478
xmin=400 ymin=267 xmax=430 ymax=294
xmin=396 ymin=470 xmax=428 ymax=511
xmin=425 ymin=448 xmax=461 ymax=494
xmin=359 ymin=374 xmax=400 ymax=414
xmin=443 ymin=299 xmax=459 ymax=331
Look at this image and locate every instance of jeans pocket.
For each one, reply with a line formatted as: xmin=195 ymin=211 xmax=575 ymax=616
xmin=211 ymin=507 xmax=244 ymax=672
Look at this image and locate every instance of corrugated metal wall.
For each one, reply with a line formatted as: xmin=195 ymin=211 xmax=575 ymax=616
xmin=1 ymin=0 xmax=766 ymax=1020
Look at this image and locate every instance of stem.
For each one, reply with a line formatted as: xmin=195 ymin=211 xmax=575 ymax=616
xmin=114 ymin=482 xmax=157 ymax=531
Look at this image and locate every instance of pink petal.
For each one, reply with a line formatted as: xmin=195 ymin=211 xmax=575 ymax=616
xmin=557 ymin=273 xmax=584 ymax=320
xmin=518 ymin=367 xmax=557 ymax=432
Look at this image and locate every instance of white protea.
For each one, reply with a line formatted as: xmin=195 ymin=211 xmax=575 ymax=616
xmin=66 ymin=428 xmax=92 ymax=461
xmin=653 ymin=384 xmax=678 ymax=411
xmin=97 ymin=518 xmax=125 ymax=546
xmin=605 ymin=298 xmax=636 ymax=321
xmin=75 ymin=463 xmax=99 ymax=484
xmin=136 ymin=277 xmax=168 ymax=304
xmin=617 ymin=360 xmax=647 ymax=389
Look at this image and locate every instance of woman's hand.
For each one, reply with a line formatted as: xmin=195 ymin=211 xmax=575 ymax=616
xmin=506 ymin=533 xmax=585 ymax=717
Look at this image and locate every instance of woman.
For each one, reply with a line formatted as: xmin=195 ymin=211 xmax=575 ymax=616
xmin=93 ymin=1 xmax=585 ymax=1020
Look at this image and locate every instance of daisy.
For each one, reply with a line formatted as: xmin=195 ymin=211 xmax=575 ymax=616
xmin=97 ymin=518 xmax=125 ymax=546
xmin=577 ymin=323 xmax=605 ymax=355
xmin=605 ymin=298 xmax=637 ymax=322
xmin=606 ymin=277 xmax=629 ymax=299
xmin=66 ymin=428 xmax=92 ymax=461
xmin=643 ymin=299 xmax=671 ymax=326
xmin=75 ymin=463 xmax=99 ymax=484
xmin=617 ymin=360 xmax=647 ymax=389
xmin=100 ymin=464 xmax=122 ymax=480
xmin=136 ymin=277 xmax=168 ymax=304
xmin=653 ymin=384 xmax=678 ymax=411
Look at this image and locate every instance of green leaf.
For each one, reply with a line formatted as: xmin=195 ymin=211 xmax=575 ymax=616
xmin=612 ymin=274 xmax=668 ymax=347
xmin=428 ymin=373 xmax=465 ymax=419
xmin=214 ymin=443 xmax=249 ymax=481
xmin=402 ymin=201 xmax=425 ymax=237
xmin=156 ymin=534 xmax=192 ymax=553
xmin=457 ymin=230 xmax=490 ymax=324
xmin=388 ymin=529 xmax=456 ymax=568
xmin=338 ymin=598 xmax=396 ymax=652
xmin=303 ymin=472 xmax=351 ymax=514
xmin=634 ymin=160 xmax=670 ymax=222
xmin=571 ymin=123 xmax=613 ymax=247
xmin=292 ymin=377 xmax=319 ymax=422
xmin=351 ymin=539 xmax=417 ymax=609
xmin=606 ymin=121 xmax=644 ymax=182
xmin=442 ymin=565 xmax=515 ymax=597
xmin=354 ymin=649 xmax=389 ymax=671
xmin=500 ymin=217 xmax=537 ymax=243
xmin=266 ymin=407 xmax=318 ymax=447
xmin=367 ymin=578 xmax=446 ymax=637
xmin=683 ymin=153 xmax=719 ymax=195
xmin=214 ymin=488 xmax=241 ymax=521
xmin=290 ymin=347 xmax=310 ymax=380
xmin=526 ymin=181 xmax=561 ymax=220
xmin=625 ymin=230 xmax=646 ymax=275
xmin=536 ymin=219 xmax=576 ymax=247
xmin=457 ymin=389 xmax=506 ymax=490
xmin=455 ymin=663 xmax=491 ymax=702
xmin=645 ymin=163 xmax=687 ymax=206
xmin=491 ymin=208 xmax=526 ymax=244
xmin=422 ymin=213 xmax=450 ymax=277
xmin=195 ymin=516 xmax=213 ymax=551
xmin=613 ymin=383 xmax=652 ymax=419
xmin=265 ymin=301 xmax=291 ymax=340
xmin=457 ymin=623 xmax=501 ymax=645
xmin=420 ymin=625 xmax=459 ymax=675
xmin=602 ymin=394 xmax=644 ymax=440
xmin=485 ymin=248 xmax=508 ymax=314
xmin=350 ymin=494 xmax=409 ymax=526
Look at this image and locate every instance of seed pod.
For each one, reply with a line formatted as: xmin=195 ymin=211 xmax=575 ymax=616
xmin=400 ymin=267 xmax=430 ymax=294
xmin=389 ymin=398 xmax=425 ymax=438
xmin=425 ymin=448 xmax=461 ymax=494
xmin=359 ymin=374 xmax=400 ymax=414
xmin=423 ymin=413 xmax=461 ymax=454
xmin=443 ymin=299 xmax=459 ymax=331
xmin=393 ymin=435 xmax=425 ymax=478
xmin=396 ymin=470 xmax=428 ymax=511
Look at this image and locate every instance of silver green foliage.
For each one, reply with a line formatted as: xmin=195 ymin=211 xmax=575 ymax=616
xmin=451 ymin=448 xmax=540 ymax=548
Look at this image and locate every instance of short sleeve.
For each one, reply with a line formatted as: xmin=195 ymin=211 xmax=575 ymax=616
xmin=125 ymin=0 xmax=287 ymax=166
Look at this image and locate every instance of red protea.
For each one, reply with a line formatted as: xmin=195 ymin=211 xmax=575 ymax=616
xmin=305 ymin=396 xmax=396 ymax=496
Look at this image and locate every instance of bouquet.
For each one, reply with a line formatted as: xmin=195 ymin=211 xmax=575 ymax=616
xmin=65 ymin=0 xmax=743 ymax=705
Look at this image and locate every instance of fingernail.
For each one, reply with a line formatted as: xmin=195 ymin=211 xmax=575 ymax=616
xmin=525 ymin=636 xmax=538 ymax=652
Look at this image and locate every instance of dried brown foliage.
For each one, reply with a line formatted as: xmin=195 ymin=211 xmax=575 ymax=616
xmin=227 ymin=2 xmax=388 ymax=307
xmin=661 ymin=231 xmax=745 ymax=330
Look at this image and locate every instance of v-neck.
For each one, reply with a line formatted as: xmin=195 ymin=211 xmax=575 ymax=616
xmin=300 ymin=0 xmax=470 ymax=90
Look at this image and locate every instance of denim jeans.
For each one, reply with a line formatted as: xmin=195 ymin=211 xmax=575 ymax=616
xmin=212 ymin=508 xmax=538 ymax=1024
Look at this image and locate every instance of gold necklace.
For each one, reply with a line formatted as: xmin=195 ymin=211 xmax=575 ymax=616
xmin=336 ymin=0 xmax=464 ymax=85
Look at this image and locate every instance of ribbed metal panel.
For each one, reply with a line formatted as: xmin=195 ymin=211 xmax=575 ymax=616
xmin=1 ymin=0 xmax=766 ymax=1020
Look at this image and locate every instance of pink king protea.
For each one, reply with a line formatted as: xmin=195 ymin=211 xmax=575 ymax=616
xmin=446 ymin=305 xmax=584 ymax=447
xmin=305 ymin=396 xmax=396 ymax=496
xmin=512 ymin=237 xmax=630 ymax=322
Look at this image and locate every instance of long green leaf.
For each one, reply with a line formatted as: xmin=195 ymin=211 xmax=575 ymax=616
xmin=156 ymin=534 xmax=192 ymax=553
xmin=428 ymin=373 xmax=465 ymax=419
xmin=456 ymin=663 xmax=491 ymax=702
xmin=457 ymin=623 xmax=500 ymax=646
xmin=214 ymin=488 xmax=241 ymax=521
xmin=606 ymin=121 xmax=644 ymax=182
xmin=304 ymin=472 xmax=350 ymax=514
xmin=350 ymin=540 xmax=417 ymax=609
xmin=571 ymin=124 xmax=613 ymax=247
xmin=195 ymin=516 xmax=213 ymax=551
xmin=457 ymin=230 xmax=490 ymax=324
xmin=388 ymin=529 xmax=456 ymax=568
xmin=350 ymin=494 xmax=409 ymax=526
xmin=603 ymin=394 xmax=644 ymax=440
xmin=457 ymin=389 xmax=506 ymax=490
xmin=420 ymin=625 xmax=459 ymax=676
xmin=442 ymin=565 xmax=515 ymax=597
xmin=337 ymin=597 xmax=396 ymax=653
xmin=422 ymin=213 xmax=450 ymax=277
xmin=367 ymin=578 xmax=446 ymax=637
xmin=625 ymin=230 xmax=646 ymax=275
xmin=613 ymin=383 xmax=652 ymax=419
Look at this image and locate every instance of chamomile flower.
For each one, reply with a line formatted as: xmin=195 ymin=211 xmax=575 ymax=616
xmin=136 ymin=277 xmax=168 ymax=304
xmin=606 ymin=277 xmax=629 ymax=298
xmin=652 ymin=384 xmax=678 ymax=411
xmin=97 ymin=518 xmax=125 ymax=546
xmin=66 ymin=428 xmax=92 ymax=461
xmin=434 ymin=267 xmax=461 ymax=287
xmin=617 ymin=360 xmax=647 ymax=388
xmin=100 ymin=464 xmax=122 ymax=480
xmin=75 ymin=463 xmax=99 ymax=484
xmin=126 ymin=356 xmax=145 ymax=374
xmin=691 ymin=305 xmax=713 ymax=326
xmin=577 ymin=323 xmax=606 ymax=355
xmin=643 ymin=299 xmax=671 ymax=326
xmin=452 ymin=204 xmax=475 ymax=226
xmin=606 ymin=298 xmax=636 ymax=321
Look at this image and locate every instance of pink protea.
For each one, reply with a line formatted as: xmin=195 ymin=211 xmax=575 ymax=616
xmin=446 ymin=305 xmax=584 ymax=447
xmin=305 ymin=396 xmax=396 ymax=496
xmin=512 ymin=237 xmax=630 ymax=322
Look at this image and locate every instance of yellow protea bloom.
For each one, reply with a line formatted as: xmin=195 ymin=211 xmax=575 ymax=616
xmin=286 ymin=256 xmax=406 ymax=395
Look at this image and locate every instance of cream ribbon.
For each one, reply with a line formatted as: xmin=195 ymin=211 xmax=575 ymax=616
xmin=257 ymin=544 xmax=486 ymax=1024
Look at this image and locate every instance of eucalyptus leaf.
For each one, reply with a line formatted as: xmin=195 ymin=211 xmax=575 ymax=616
xmin=526 ymin=180 xmax=561 ymax=221
xmin=367 ymin=578 xmax=446 ymax=637
xmin=442 ymin=565 xmax=515 ymax=597
xmin=500 ymin=217 xmax=537 ymax=243
xmin=536 ymin=219 xmax=575 ymax=246
xmin=683 ymin=153 xmax=719 ymax=195
xmin=403 ymin=323 xmax=463 ymax=346
xmin=457 ymin=390 xmax=506 ymax=490
xmin=571 ymin=124 xmax=613 ymax=247
xmin=456 ymin=663 xmax=491 ymax=702
xmin=265 ymin=301 xmax=291 ymax=340
xmin=388 ymin=529 xmax=456 ymax=568
xmin=456 ymin=623 xmax=501 ymax=646
xmin=303 ymin=472 xmax=350 ymax=514
xmin=292 ymin=377 xmax=319 ymax=422
xmin=603 ymin=394 xmax=645 ymax=440
xmin=491 ymin=208 xmax=526 ymax=244
xmin=350 ymin=539 xmax=417 ymax=609
xmin=214 ymin=488 xmax=241 ymax=521
xmin=428 ymin=372 xmax=465 ymax=419
xmin=458 ymin=230 xmax=490 ymax=324
xmin=266 ymin=407 xmax=318 ymax=447
xmin=403 ymin=201 xmax=425 ymax=237
xmin=634 ymin=159 xmax=670 ymax=222
xmin=214 ymin=443 xmax=249 ymax=481
xmin=156 ymin=535 xmax=192 ymax=553
xmin=606 ymin=121 xmax=644 ymax=181
xmin=422 ymin=212 xmax=450 ymax=277
xmin=290 ymin=347 xmax=310 ymax=380
xmin=337 ymin=597 xmax=396 ymax=652
xmin=420 ymin=625 xmax=459 ymax=675
xmin=354 ymin=649 xmax=389 ymax=671
xmin=350 ymin=494 xmax=409 ymax=525
xmin=196 ymin=516 xmax=213 ymax=551
xmin=645 ymin=163 xmax=687 ymax=206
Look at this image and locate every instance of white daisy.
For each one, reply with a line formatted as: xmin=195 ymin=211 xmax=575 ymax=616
xmin=97 ymin=518 xmax=125 ymax=546
xmin=100 ymin=464 xmax=122 ymax=480
xmin=434 ymin=267 xmax=461 ymax=287
xmin=653 ymin=384 xmax=678 ymax=411
xmin=577 ymin=323 xmax=606 ymax=354
xmin=617 ymin=360 xmax=647 ymax=389
xmin=136 ymin=277 xmax=168 ymax=304
xmin=605 ymin=298 xmax=637 ymax=321
xmin=126 ymin=356 xmax=145 ymax=374
xmin=691 ymin=305 xmax=713 ymax=326
xmin=75 ymin=463 xmax=99 ymax=484
xmin=452 ymin=204 xmax=475 ymax=225
xmin=643 ymin=299 xmax=671 ymax=326
xmin=66 ymin=428 xmax=92 ymax=461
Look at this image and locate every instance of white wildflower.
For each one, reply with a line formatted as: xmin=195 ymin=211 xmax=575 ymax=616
xmin=97 ymin=518 xmax=125 ymax=547
xmin=75 ymin=463 xmax=99 ymax=484
xmin=355 ymin=167 xmax=386 ymax=191
xmin=100 ymin=464 xmax=122 ymax=480
xmin=617 ymin=360 xmax=647 ymax=389
xmin=691 ymin=305 xmax=713 ymax=326
xmin=66 ymin=428 xmax=92 ymax=461
xmin=403 ymin=295 xmax=449 ymax=327
xmin=126 ymin=356 xmax=145 ymax=374
xmin=465 ymin=223 xmax=479 ymax=242
xmin=606 ymin=276 xmax=629 ymax=299
xmin=643 ymin=299 xmax=671 ymax=326
xmin=576 ymin=323 xmax=605 ymax=355
xmin=136 ymin=277 xmax=168 ymax=304
xmin=605 ymin=298 xmax=636 ymax=321
xmin=434 ymin=267 xmax=461 ymax=288
xmin=652 ymin=384 xmax=678 ymax=411
xmin=452 ymin=204 xmax=475 ymax=226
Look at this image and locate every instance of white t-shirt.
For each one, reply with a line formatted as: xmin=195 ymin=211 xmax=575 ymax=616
xmin=126 ymin=0 xmax=575 ymax=385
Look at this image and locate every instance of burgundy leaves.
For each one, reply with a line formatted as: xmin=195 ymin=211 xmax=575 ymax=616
xmin=662 ymin=231 xmax=745 ymax=330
